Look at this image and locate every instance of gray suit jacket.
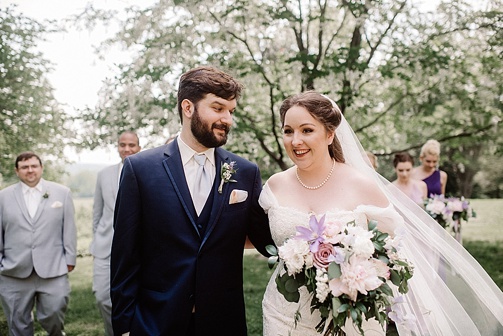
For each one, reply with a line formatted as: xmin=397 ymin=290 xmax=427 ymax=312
xmin=89 ymin=163 xmax=120 ymax=259
xmin=0 ymin=179 xmax=77 ymax=279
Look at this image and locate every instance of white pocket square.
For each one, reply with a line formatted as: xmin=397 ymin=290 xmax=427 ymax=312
xmin=51 ymin=201 xmax=63 ymax=208
xmin=229 ymin=189 xmax=248 ymax=204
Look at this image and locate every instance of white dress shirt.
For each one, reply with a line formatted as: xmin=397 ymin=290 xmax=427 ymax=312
xmin=22 ymin=182 xmax=43 ymax=218
xmin=118 ymin=162 xmax=124 ymax=186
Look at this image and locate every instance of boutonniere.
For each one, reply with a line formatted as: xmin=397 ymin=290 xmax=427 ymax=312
xmin=42 ymin=192 xmax=49 ymax=199
xmin=218 ymin=161 xmax=237 ymax=194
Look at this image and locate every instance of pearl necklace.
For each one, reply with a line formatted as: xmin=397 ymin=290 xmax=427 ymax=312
xmin=295 ymin=160 xmax=335 ymax=190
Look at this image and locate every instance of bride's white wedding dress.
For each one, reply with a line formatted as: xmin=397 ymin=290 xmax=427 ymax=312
xmin=260 ymin=183 xmax=396 ymax=336
xmin=258 ymin=96 xmax=503 ymax=335
xmin=259 ymin=183 xmax=503 ymax=336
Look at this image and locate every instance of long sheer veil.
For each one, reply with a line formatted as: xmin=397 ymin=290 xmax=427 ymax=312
xmin=333 ymin=101 xmax=503 ymax=335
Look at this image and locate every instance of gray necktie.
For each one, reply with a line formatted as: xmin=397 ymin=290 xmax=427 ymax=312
xmin=193 ymin=154 xmax=211 ymax=215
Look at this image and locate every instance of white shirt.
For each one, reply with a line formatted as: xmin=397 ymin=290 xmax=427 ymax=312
xmin=22 ymin=181 xmax=43 ymax=217
xmin=118 ymin=162 xmax=124 ymax=186
xmin=177 ymin=137 xmax=216 ymax=199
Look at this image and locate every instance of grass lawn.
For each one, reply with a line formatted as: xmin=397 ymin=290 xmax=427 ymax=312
xmin=0 ymin=198 xmax=501 ymax=335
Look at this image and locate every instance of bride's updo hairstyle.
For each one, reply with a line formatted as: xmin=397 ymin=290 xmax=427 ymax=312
xmin=279 ymin=91 xmax=345 ymax=163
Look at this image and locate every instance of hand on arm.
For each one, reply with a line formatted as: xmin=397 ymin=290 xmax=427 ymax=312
xmin=244 ymin=236 xmax=255 ymax=249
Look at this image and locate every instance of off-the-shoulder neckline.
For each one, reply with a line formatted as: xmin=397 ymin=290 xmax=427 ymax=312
xmin=262 ymin=182 xmax=393 ymax=215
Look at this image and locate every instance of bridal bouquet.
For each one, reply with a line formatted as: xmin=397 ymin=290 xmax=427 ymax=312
xmin=267 ymin=215 xmax=414 ymax=335
xmin=424 ymin=195 xmax=475 ymax=229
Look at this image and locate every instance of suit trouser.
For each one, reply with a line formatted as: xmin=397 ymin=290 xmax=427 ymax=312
xmin=0 ymin=270 xmax=70 ymax=336
xmin=93 ymin=256 xmax=113 ymax=336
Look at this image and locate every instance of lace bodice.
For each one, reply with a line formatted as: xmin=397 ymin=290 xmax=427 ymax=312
xmin=259 ymin=183 xmax=401 ymax=247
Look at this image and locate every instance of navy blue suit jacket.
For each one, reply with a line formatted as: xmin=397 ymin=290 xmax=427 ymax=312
xmin=110 ymin=140 xmax=274 ymax=336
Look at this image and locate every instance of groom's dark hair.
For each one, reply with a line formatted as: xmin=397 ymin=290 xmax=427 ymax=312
xmin=177 ymin=66 xmax=243 ymax=122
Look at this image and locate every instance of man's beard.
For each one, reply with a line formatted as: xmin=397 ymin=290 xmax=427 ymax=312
xmin=191 ymin=106 xmax=229 ymax=148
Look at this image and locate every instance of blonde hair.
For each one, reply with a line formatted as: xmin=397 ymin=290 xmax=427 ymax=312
xmin=366 ymin=151 xmax=378 ymax=169
xmin=420 ymin=139 xmax=441 ymax=158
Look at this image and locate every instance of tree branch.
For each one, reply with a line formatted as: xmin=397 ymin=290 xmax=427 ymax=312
xmin=384 ymin=123 xmax=496 ymax=156
xmin=365 ymin=1 xmax=406 ymax=67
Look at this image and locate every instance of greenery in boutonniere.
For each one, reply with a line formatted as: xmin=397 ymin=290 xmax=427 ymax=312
xmin=42 ymin=192 xmax=49 ymax=199
xmin=218 ymin=161 xmax=237 ymax=194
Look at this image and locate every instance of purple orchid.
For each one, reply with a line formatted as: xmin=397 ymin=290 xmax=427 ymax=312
xmin=296 ymin=214 xmax=326 ymax=253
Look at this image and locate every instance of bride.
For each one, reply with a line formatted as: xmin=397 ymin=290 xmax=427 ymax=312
xmin=259 ymin=91 xmax=503 ymax=335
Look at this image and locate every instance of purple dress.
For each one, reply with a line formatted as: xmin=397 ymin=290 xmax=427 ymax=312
xmin=423 ymin=170 xmax=442 ymax=197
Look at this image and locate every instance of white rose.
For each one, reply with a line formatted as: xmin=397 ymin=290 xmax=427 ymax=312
xmin=426 ymin=200 xmax=445 ymax=214
xmin=346 ymin=226 xmax=374 ymax=257
xmin=278 ymin=239 xmax=310 ymax=275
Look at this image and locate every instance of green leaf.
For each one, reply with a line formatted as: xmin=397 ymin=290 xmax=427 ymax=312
xmin=399 ymin=280 xmax=409 ymax=294
xmin=368 ymin=220 xmax=378 ymax=231
xmin=350 ymin=307 xmax=358 ymax=322
xmin=337 ymin=303 xmax=349 ymax=313
xmin=265 ymin=244 xmax=278 ymax=256
xmin=377 ymin=233 xmax=389 ymax=241
xmin=332 ymin=297 xmax=342 ymax=312
xmin=378 ymin=255 xmax=389 ymax=264
xmin=380 ymin=282 xmax=393 ymax=296
xmin=285 ymin=278 xmax=300 ymax=293
xmin=328 ymin=262 xmax=342 ymax=279
xmin=373 ymin=241 xmax=384 ymax=252
xmin=390 ymin=270 xmax=401 ymax=286
xmin=267 ymin=256 xmax=278 ymax=269
xmin=355 ymin=302 xmax=367 ymax=313
xmin=284 ymin=290 xmax=300 ymax=303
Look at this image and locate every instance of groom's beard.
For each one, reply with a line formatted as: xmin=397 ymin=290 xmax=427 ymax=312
xmin=191 ymin=106 xmax=229 ymax=148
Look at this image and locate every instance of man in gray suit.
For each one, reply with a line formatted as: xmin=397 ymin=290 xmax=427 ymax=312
xmin=0 ymin=151 xmax=77 ymax=335
xmin=90 ymin=131 xmax=141 ymax=336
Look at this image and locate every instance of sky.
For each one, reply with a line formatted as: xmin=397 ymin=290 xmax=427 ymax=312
xmin=3 ymin=0 xmax=156 ymax=164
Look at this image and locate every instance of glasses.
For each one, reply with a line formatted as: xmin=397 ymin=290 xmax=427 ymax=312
xmin=18 ymin=164 xmax=41 ymax=170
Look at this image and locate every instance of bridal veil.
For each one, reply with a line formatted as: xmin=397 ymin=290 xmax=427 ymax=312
xmin=332 ymin=97 xmax=503 ymax=335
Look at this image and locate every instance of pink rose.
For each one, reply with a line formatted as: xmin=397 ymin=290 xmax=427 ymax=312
xmin=313 ymin=243 xmax=336 ymax=269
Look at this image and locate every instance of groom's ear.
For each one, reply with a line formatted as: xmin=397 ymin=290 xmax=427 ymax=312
xmin=181 ymin=99 xmax=194 ymax=119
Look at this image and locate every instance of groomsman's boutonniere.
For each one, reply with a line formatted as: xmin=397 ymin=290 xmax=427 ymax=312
xmin=218 ymin=161 xmax=237 ymax=194
xmin=42 ymin=192 xmax=49 ymax=199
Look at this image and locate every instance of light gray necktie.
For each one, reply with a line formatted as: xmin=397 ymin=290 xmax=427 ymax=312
xmin=27 ymin=188 xmax=38 ymax=218
xmin=193 ymin=154 xmax=211 ymax=215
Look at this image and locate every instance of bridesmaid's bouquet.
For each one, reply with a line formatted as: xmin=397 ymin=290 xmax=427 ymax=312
xmin=424 ymin=195 xmax=475 ymax=229
xmin=266 ymin=214 xmax=414 ymax=336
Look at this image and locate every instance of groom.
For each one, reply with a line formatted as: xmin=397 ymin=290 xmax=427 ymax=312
xmin=110 ymin=66 xmax=274 ymax=336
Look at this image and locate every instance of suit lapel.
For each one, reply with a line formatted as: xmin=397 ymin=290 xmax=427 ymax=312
xmin=201 ymin=148 xmax=230 ymax=246
xmin=14 ymin=183 xmax=32 ymax=223
xmin=162 ymin=140 xmax=201 ymax=237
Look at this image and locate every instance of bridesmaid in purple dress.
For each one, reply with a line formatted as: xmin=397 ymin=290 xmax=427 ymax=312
xmin=411 ymin=139 xmax=448 ymax=197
